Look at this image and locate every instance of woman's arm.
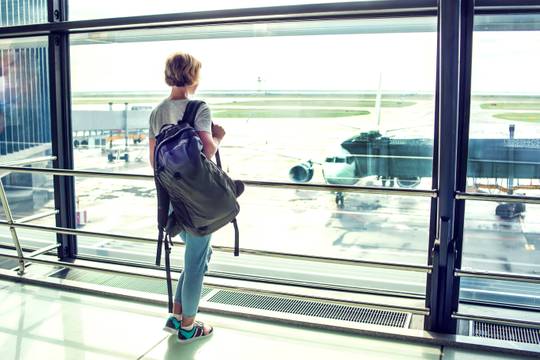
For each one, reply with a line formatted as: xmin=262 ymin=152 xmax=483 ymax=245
xmin=149 ymin=138 xmax=156 ymax=169
xmin=198 ymin=123 xmax=225 ymax=159
xmin=198 ymin=131 xmax=220 ymax=159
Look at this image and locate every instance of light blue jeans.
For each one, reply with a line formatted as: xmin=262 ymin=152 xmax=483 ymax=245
xmin=173 ymin=231 xmax=212 ymax=317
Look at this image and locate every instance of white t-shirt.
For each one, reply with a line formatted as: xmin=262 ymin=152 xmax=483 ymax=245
xmin=148 ymin=98 xmax=212 ymax=139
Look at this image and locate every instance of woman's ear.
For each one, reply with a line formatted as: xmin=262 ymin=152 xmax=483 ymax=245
xmin=188 ymin=83 xmax=198 ymax=94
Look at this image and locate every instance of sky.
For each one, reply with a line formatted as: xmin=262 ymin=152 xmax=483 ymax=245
xmin=69 ymin=28 xmax=540 ymax=95
xmin=0 ymin=1 xmax=524 ymax=95
xmin=70 ymin=32 xmax=437 ymax=93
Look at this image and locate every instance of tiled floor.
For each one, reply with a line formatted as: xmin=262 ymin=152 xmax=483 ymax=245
xmin=0 ymin=279 xmax=535 ymax=360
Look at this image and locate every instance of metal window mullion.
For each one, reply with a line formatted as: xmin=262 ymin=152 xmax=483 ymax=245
xmin=48 ymin=0 xmax=76 ymax=260
xmin=424 ymin=1 xmax=440 ymax=332
xmin=425 ymin=0 xmax=468 ymax=334
xmin=451 ymin=0 xmax=475 ymax=331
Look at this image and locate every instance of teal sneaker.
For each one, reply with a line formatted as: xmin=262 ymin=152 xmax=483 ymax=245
xmin=177 ymin=321 xmax=213 ymax=344
xmin=163 ymin=316 xmax=181 ymax=334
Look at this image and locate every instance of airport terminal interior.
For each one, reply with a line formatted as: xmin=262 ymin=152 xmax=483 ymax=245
xmin=1 ymin=1 xmax=539 ymax=359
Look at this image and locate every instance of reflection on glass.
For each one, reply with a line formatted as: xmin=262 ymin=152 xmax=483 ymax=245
xmin=0 ymin=0 xmax=48 ymax=26
xmin=462 ymin=14 xmax=540 ymax=309
xmin=0 ymin=37 xmax=54 ymax=248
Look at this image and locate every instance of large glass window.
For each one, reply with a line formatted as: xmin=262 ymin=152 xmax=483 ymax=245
xmin=69 ymin=17 xmax=436 ymax=296
xmin=0 ymin=0 xmax=48 ymax=26
xmin=0 ymin=36 xmax=55 ymax=251
xmin=68 ymin=0 xmax=365 ymax=21
xmin=461 ymin=14 xmax=540 ymax=308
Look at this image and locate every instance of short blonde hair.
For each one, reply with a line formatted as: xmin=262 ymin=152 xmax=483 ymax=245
xmin=164 ymin=52 xmax=201 ymax=87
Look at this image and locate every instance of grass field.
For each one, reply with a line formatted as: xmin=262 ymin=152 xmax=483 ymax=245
xmin=493 ymin=113 xmax=540 ymax=122
xmin=71 ymin=91 xmax=422 ymax=106
xmin=212 ymin=108 xmax=369 ymax=118
xmin=216 ymin=100 xmax=415 ymax=108
xmin=481 ymin=102 xmax=540 ymax=110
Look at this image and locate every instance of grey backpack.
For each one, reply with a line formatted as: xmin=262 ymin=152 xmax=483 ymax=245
xmin=154 ymin=100 xmax=242 ymax=311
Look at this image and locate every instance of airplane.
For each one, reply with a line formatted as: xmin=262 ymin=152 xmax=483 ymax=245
xmin=289 ymin=124 xmax=540 ymax=219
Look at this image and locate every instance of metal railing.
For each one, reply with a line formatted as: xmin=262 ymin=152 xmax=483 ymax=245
xmin=0 ymin=156 xmax=57 ymax=168
xmin=0 ymin=220 xmax=432 ymax=273
xmin=455 ymin=191 xmax=540 ymax=205
xmin=16 ymin=210 xmax=59 ymax=224
xmin=0 ymin=165 xmax=437 ymax=197
xmin=0 ymin=156 xmax=57 ymax=275
xmin=0 ymin=157 xmax=435 ymax=276
xmin=5 ymin=160 xmax=540 ymax=282
xmin=455 ymin=269 xmax=540 ymax=284
xmin=0 ymin=250 xmax=430 ymax=315
xmin=452 ymin=313 xmax=540 ymax=330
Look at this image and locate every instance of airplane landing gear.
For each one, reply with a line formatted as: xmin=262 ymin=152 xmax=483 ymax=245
xmin=335 ymin=192 xmax=344 ymax=208
xmin=381 ymin=177 xmax=394 ymax=187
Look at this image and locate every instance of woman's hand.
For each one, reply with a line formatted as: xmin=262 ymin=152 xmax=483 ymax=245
xmin=212 ymin=123 xmax=226 ymax=141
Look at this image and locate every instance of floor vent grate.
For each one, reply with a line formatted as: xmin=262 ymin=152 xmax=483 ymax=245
xmin=471 ymin=321 xmax=540 ymax=345
xmin=207 ymin=290 xmax=410 ymax=328
xmin=49 ymin=268 xmax=212 ymax=298
xmin=0 ymin=259 xmax=19 ymax=270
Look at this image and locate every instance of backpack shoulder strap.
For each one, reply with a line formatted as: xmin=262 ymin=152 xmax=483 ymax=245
xmin=179 ymin=100 xmax=205 ymax=127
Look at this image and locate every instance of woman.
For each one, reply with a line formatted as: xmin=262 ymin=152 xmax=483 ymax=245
xmin=148 ymin=52 xmax=224 ymax=343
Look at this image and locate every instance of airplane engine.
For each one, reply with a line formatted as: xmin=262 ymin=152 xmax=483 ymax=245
xmin=289 ymin=161 xmax=314 ymax=183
